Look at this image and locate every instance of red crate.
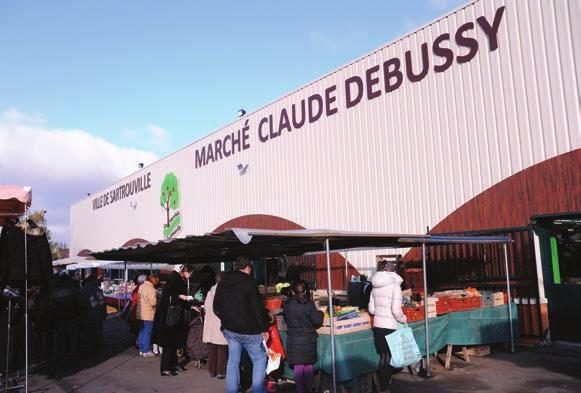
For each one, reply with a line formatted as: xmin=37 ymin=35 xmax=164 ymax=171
xmin=403 ymin=306 xmax=425 ymax=322
xmin=466 ymin=296 xmax=482 ymax=310
xmin=435 ymin=297 xmax=450 ymax=314
xmin=447 ymin=297 xmax=469 ymax=312
xmin=445 ymin=296 xmax=481 ymax=312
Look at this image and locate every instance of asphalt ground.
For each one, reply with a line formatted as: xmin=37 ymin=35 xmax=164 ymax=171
xmin=18 ymin=319 xmax=581 ymax=393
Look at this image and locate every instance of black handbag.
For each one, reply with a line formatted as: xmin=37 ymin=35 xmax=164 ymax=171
xmin=166 ymin=296 xmax=183 ymax=327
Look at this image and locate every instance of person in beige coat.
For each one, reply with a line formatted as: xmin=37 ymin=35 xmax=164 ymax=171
xmin=203 ymin=278 xmax=228 ymax=379
xmin=137 ymin=274 xmax=159 ymax=356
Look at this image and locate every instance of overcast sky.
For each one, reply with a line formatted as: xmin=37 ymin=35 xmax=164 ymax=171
xmin=0 ymin=0 xmax=466 ymax=245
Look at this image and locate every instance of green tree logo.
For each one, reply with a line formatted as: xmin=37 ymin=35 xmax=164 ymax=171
xmin=160 ymin=172 xmax=182 ymax=238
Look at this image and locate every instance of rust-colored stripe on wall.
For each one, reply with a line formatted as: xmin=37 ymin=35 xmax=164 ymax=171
xmin=213 ymin=214 xmax=357 ymax=289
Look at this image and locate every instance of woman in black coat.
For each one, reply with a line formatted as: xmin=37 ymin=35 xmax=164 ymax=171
xmin=155 ymin=265 xmax=193 ymax=376
xmin=283 ymin=281 xmax=324 ymax=393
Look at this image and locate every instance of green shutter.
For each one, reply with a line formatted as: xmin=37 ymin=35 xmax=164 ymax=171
xmin=550 ymin=237 xmax=561 ymax=284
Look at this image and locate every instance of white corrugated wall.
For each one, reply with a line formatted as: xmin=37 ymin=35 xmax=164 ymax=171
xmin=71 ymin=0 xmax=580 ymax=274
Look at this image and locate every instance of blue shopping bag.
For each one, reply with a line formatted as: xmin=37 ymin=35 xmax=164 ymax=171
xmin=385 ymin=325 xmax=422 ymax=368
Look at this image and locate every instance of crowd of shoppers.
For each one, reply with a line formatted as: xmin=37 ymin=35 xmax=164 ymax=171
xmin=125 ymin=256 xmax=407 ymax=393
xmin=26 ymin=271 xmax=107 ymax=363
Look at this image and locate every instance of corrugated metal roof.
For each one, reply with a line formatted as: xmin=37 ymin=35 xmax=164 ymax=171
xmin=91 ymin=228 xmax=511 ymax=264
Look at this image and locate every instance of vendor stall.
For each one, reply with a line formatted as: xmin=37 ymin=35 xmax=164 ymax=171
xmin=61 ymin=259 xmax=171 ymax=311
xmin=91 ymin=228 xmax=513 ymax=393
xmin=279 ymin=304 xmax=518 ymax=388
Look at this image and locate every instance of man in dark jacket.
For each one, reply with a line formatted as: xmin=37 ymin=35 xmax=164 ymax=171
xmin=214 ymin=256 xmax=269 ymax=393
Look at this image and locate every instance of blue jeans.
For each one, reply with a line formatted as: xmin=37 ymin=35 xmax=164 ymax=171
xmin=138 ymin=320 xmax=153 ymax=353
xmin=223 ymin=329 xmax=266 ymax=393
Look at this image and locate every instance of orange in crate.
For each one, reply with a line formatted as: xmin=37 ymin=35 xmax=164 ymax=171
xmin=403 ymin=306 xmax=425 ymax=322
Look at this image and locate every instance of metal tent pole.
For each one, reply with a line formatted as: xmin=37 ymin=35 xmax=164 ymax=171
xmin=24 ymin=205 xmax=28 ymax=393
xmin=503 ymin=243 xmax=515 ymax=353
xmin=122 ymin=261 xmax=128 ymax=313
xmin=325 ymin=239 xmax=337 ymax=393
xmin=422 ymin=243 xmax=431 ymax=377
xmin=344 ymin=251 xmax=348 ymax=282
xmin=5 ymin=295 xmax=12 ymax=390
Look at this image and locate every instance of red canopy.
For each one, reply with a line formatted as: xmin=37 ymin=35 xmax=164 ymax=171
xmin=0 ymin=185 xmax=32 ymax=225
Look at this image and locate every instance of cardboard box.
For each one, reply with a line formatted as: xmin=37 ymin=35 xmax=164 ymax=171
xmin=492 ymin=292 xmax=504 ymax=306
xmin=317 ymin=312 xmax=371 ymax=335
xmin=427 ymin=303 xmax=438 ymax=318
xmin=481 ymin=292 xmax=505 ymax=308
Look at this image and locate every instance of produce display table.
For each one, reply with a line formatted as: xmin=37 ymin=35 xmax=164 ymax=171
xmin=104 ymin=293 xmax=131 ymax=309
xmin=278 ymin=304 xmax=518 ymax=386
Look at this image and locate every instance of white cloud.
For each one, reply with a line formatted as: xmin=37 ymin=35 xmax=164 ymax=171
xmin=120 ymin=124 xmax=171 ymax=154
xmin=0 ymin=108 xmax=158 ymax=245
xmin=147 ymin=124 xmax=170 ymax=151
xmin=1 ymin=108 xmax=45 ymax=125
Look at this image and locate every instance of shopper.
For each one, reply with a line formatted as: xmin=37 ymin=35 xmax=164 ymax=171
xmin=368 ymin=260 xmax=407 ymax=393
xmin=214 ymin=256 xmax=270 ymax=393
xmin=202 ymin=272 xmax=227 ymax=379
xmin=130 ymin=274 xmax=147 ymax=341
xmin=282 ymin=280 xmax=324 ymax=393
xmin=50 ymin=271 xmax=81 ymax=360
xmin=156 ymin=264 xmax=194 ymax=376
xmin=137 ymin=274 xmax=159 ymax=357
xmin=79 ymin=274 xmax=106 ymax=356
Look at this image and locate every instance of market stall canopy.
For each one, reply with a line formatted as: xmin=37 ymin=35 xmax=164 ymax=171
xmin=91 ymin=228 xmax=512 ymax=264
xmin=99 ymin=263 xmax=172 ymax=271
xmin=52 ymin=255 xmax=103 ymax=267
xmin=56 ymin=257 xmax=171 ymax=271
xmin=66 ymin=261 xmax=114 ymax=270
xmin=0 ymin=185 xmax=32 ymax=225
xmin=53 ymin=257 xmax=81 ymax=266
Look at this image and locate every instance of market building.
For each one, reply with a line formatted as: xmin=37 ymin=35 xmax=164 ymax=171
xmin=70 ymin=0 xmax=581 ymax=342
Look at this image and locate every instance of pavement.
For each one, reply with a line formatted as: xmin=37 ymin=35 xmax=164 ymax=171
xmin=19 ymin=319 xmax=581 ymax=393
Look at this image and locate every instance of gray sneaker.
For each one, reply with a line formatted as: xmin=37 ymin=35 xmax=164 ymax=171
xmin=141 ymin=351 xmax=156 ymax=357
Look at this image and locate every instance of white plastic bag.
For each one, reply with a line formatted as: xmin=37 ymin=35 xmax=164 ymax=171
xmin=385 ymin=325 xmax=422 ymax=368
xmin=263 ymin=340 xmax=281 ymax=375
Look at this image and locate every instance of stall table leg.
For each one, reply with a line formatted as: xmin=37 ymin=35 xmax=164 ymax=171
xmin=442 ymin=344 xmax=470 ymax=369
